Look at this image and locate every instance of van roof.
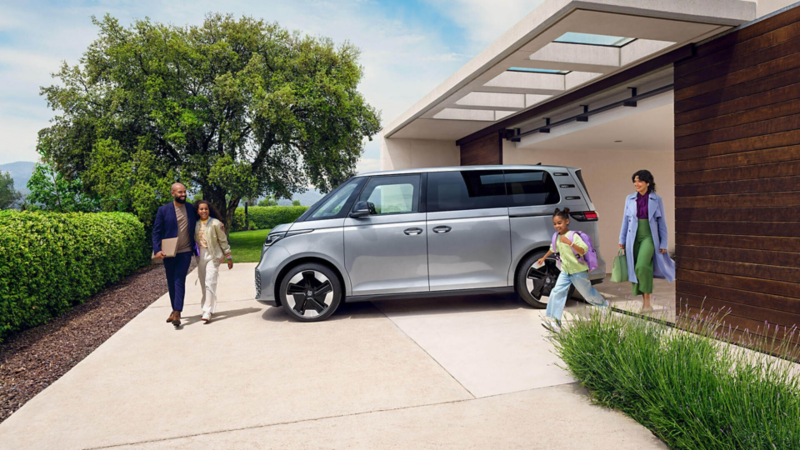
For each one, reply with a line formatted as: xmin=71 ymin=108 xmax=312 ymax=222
xmin=357 ymin=165 xmax=576 ymax=177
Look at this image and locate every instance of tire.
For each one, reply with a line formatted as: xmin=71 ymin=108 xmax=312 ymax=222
xmin=279 ymin=263 xmax=342 ymax=322
xmin=515 ymin=251 xmax=574 ymax=309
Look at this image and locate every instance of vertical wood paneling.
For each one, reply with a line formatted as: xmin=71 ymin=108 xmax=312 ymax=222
xmin=674 ymin=6 xmax=800 ymax=349
xmin=460 ymin=132 xmax=502 ymax=165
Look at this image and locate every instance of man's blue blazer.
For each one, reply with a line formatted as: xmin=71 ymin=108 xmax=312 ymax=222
xmin=152 ymin=201 xmax=197 ymax=255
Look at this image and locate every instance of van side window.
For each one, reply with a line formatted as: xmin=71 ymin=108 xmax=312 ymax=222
xmin=504 ymin=170 xmax=560 ymax=206
xmin=427 ymin=170 xmax=507 ymax=212
xmin=358 ymin=175 xmax=420 ymax=215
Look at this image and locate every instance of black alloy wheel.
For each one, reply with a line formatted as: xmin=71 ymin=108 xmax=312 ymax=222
xmin=279 ymin=263 xmax=342 ymax=322
xmin=516 ymin=251 xmax=574 ymax=308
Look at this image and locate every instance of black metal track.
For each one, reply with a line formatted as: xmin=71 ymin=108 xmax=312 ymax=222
xmin=456 ymin=44 xmax=694 ymax=146
xmin=509 ymin=84 xmax=674 ymax=142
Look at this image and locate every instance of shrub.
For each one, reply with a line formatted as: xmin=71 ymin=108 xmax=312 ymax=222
xmin=0 ymin=211 xmax=150 ymax=342
xmin=232 ymin=206 xmax=308 ymax=231
xmin=551 ymin=309 xmax=800 ymax=449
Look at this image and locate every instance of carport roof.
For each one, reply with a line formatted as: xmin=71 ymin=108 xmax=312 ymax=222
xmin=382 ymin=0 xmax=756 ymax=142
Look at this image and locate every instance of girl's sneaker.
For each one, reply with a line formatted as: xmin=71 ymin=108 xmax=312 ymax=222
xmin=541 ymin=317 xmax=561 ymax=333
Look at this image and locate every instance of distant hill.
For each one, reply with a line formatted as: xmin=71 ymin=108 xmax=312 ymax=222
xmin=277 ymin=189 xmax=324 ymax=207
xmin=0 ymin=161 xmax=36 ymax=196
xmin=238 ymin=189 xmax=325 ymax=208
xmin=0 ymin=160 xmax=328 ymax=206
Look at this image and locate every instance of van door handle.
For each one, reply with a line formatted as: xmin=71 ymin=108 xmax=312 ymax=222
xmin=432 ymin=226 xmax=452 ymax=234
xmin=404 ymin=227 xmax=423 ymax=235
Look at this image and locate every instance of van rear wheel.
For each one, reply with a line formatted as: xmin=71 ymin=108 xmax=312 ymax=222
xmin=516 ymin=251 xmax=574 ymax=309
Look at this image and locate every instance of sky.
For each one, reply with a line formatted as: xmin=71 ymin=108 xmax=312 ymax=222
xmin=0 ymin=0 xmax=544 ymax=172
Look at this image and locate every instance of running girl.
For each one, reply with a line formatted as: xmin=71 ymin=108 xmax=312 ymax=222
xmin=538 ymin=208 xmax=607 ymax=332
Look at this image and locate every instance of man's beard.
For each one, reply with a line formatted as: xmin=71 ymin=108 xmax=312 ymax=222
xmin=174 ymin=197 xmax=187 ymax=204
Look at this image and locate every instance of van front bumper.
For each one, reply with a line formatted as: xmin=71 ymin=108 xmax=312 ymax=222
xmin=254 ymin=246 xmax=291 ymax=307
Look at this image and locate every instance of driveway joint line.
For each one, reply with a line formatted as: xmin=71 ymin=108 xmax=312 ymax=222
xmin=372 ymin=302 xmax=477 ymax=400
xmin=87 ymin=381 xmax=584 ymax=449
xmin=86 ymin=397 xmax=478 ymax=450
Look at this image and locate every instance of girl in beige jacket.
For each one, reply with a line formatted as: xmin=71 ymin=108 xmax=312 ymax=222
xmin=194 ymin=201 xmax=233 ymax=323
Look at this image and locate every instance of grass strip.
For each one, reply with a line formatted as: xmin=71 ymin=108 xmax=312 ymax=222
xmin=228 ymin=229 xmax=271 ymax=263
xmin=551 ymin=308 xmax=800 ymax=449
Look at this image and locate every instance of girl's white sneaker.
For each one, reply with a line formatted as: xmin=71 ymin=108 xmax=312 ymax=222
xmin=541 ymin=317 xmax=561 ymax=333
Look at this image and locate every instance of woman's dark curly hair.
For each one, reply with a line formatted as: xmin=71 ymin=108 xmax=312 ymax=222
xmin=553 ymin=207 xmax=571 ymax=221
xmin=632 ymin=169 xmax=657 ymax=193
xmin=195 ymin=200 xmax=223 ymax=221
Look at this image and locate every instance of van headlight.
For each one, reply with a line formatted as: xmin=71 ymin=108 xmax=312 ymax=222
xmin=265 ymin=231 xmax=288 ymax=246
xmin=263 ymin=229 xmax=313 ymax=249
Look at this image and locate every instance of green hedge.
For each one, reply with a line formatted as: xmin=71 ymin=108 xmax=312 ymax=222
xmin=233 ymin=206 xmax=309 ymax=231
xmin=0 ymin=211 xmax=150 ymax=342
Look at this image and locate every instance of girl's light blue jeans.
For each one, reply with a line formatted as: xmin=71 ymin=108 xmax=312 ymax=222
xmin=545 ymin=270 xmax=606 ymax=322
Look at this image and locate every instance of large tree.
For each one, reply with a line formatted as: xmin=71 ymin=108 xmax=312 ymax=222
xmin=38 ymin=14 xmax=380 ymax=226
xmin=0 ymin=172 xmax=22 ymax=210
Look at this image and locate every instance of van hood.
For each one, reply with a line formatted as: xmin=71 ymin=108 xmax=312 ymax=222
xmin=271 ymin=223 xmax=293 ymax=233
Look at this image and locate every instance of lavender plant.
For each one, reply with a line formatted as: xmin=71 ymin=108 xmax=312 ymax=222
xmin=551 ymin=306 xmax=800 ymax=449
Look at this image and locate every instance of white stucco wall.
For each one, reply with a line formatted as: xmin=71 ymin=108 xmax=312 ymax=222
xmin=752 ymin=0 xmax=798 ymax=17
xmin=504 ymin=140 xmax=675 ymax=268
xmin=379 ymin=134 xmax=460 ymax=171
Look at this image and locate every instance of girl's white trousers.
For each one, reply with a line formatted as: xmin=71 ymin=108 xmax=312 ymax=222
xmin=197 ymin=248 xmax=220 ymax=315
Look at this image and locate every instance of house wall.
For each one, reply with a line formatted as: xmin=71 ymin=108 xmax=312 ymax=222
xmin=379 ymin=134 xmax=460 ymax=171
xmin=674 ymin=4 xmax=800 ymax=346
xmin=460 ymin=131 xmax=503 ymax=165
xmin=754 ymin=0 xmax=798 ymax=17
xmin=504 ymin=141 xmax=675 ymax=270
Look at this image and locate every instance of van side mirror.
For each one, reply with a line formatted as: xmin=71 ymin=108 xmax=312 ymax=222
xmin=350 ymin=201 xmax=371 ymax=218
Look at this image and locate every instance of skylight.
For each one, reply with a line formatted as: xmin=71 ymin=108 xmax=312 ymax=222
xmin=507 ymin=67 xmax=570 ymax=74
xmin=554 ymin=32 xmax=636 ymax=47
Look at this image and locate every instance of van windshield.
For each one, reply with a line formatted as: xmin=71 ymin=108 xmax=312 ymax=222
xmin=306 ymin=180 xmax=360 ymax=220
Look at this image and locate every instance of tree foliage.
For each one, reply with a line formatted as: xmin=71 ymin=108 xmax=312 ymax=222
xmin=26 ymin=164 xmax=99 ymax=213
xmin=0 ymin=172 xmax=22 ymax=210
xmin=258 ymin=196 xmax=278 ymax=207
xmin=38 ymin=13 xmax=381 ymax=226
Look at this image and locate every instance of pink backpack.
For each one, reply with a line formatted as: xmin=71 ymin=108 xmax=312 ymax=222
xmin=551 ymin=231 xmax=599 ymax=272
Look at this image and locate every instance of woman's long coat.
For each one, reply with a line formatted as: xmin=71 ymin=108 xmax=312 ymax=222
xmin=618 ymin=192 xmax=676 ymax=283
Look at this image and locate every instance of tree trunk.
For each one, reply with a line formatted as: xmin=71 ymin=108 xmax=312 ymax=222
xmin=225 ymin=195 xmax=241 ymax=237
xmin=224 ymin=205 xmax=236 ymax=237
xmin=205 ymin=189 xmax=233 ymax=237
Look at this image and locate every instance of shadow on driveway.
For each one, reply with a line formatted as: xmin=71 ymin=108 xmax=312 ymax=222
xmin=260 ymin=292 xmax=590 ymax=321
xmin=261 ymin=301 xmax=382 ymax=322
xmin=176 ymin=307 xmax=262 ymax=328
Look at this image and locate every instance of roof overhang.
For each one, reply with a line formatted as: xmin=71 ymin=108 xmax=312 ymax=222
xmin=382 ymin=0 xmax=756 ymax=142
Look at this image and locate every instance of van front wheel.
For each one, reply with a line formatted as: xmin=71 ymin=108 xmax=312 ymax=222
xmin=516 ymin=252 xmax=574 ymax=309
xmin=279 ymin=263 xmax=342 ymax=322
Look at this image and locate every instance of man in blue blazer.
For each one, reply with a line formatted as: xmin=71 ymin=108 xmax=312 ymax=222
xmin=153 ymin=183 xmax=197 ymax=326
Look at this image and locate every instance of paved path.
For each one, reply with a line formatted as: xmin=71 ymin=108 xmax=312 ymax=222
xmin=0 ymin=264 xmax=666 ymax=449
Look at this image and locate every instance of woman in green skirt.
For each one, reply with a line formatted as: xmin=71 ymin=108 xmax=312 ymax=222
xmin=618 ymin=170 xmax=676 ymax=312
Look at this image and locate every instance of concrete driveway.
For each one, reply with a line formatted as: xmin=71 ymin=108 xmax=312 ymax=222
xmin=0 ymin=264 xmax=666 ymax=449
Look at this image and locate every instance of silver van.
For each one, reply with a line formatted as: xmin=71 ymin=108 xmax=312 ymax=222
xmin=255 ymin=165 xmax=605 ymax=321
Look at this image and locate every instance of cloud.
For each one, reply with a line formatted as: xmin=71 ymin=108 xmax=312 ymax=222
xmin=0 ymin=0 xmax=471 ymax=165
xmin=356 ymin=157 xmax=381 ymax=175
xmin=424 ymin=0 xmax=544 ymax=50
xmin=0 ymin=115 xmax=45 ymax=163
